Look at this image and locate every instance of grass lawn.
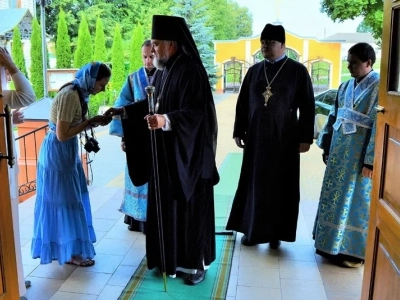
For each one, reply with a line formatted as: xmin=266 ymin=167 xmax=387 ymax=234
xmin=341 ymin=58 xmax=381 ymax=82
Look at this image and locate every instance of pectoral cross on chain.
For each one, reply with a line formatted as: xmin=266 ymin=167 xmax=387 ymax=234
xmin=263 ymin=86 xmax=273 ymax=107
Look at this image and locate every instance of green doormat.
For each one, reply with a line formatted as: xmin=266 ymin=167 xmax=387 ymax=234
xmin=118 ymin=153 xmax=242 ymax=300
xmin=118 ymin=233 xmax=235 ymax=300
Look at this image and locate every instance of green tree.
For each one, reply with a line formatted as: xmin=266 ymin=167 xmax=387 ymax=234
xmin=204 ymin=0 xmax=252 ymax=40
xmin=357 ymin=20 xmax=374 ymax=33
xmin=40 ymin=0 xmax=173 ymax=45
xmin=230 ymin=3 xmax=252 ymax=38
xmin=111 ymin=23 xmax=126 ymax=93
xmin=93 ymin=18 xmax=107 ymax=62
xmin=320 ymin=0 xmax=383 ymax=42
xmin=141 ymin=0 xmax=175 ymax=37
xmin=30 ymin=18 xmax=45 ymax=99
xmin=89 ymin=23 xmax=126 ymax=116
xmin=11 ymin=26 xmax=28 ymax=78
xmin=90 ymin=18 xmax=108 ymax=115
xmin=56 ymin=9 xmax=71 ymax=68
xmin=172 ymin=0 xmax=218 ymax=88
xmin=129 ymin=23 xmax=144 ymax=73
xmin=74 ymin=14 xmax=93 ymax=68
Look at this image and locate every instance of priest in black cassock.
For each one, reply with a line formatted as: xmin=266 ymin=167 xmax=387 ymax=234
xmin=226 ymin=24 xmax=315 ymax=249
xmin=104 ymin=15 xmax=218 ymax=286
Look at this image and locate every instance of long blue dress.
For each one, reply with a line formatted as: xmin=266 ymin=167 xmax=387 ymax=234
xmin=31 ymin=123 xmax=96 ymax=264
xmin=31 ymin=62 xmax=102 ymax=265
xmin=313 ymin=71 xmax=379 ymax=259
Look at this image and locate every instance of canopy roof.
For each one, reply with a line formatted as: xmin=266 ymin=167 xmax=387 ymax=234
xmin=0 ymin=8 xmax=33 ymax=40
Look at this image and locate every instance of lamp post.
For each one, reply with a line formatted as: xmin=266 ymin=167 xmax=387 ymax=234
xmin=36 ymin=0 xmax=51 ymax=98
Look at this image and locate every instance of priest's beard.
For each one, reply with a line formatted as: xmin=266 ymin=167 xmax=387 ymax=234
xmin=153 ymin=49 xmax=171 ymax=70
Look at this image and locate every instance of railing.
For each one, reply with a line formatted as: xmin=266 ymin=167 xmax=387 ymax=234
xmin=15 ymin=125 xmax=91 ymax=198
xmin=15 ymin=124 xmax=49 ymax=196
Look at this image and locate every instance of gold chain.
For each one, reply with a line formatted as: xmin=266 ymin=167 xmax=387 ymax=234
xmin=262 ymin=57 xmax=288 ymax=107
xmin=264 ymin=57 xmax=288 ymax=87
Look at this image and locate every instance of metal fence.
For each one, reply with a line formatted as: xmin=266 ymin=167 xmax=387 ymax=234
xmin=15 ymin=124 xmax=49 ymax=196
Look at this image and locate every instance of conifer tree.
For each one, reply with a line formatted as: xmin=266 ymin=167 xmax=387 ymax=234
xmin=30 ymin=18 xmax=44 ymax=99
xmin=74 ymin=14 xmax=92 ymax=68
xmin=90 ymin=17 xmax=108 ymax=116
xmin=171 ymin=0 xmax=218 ymax=88
xmin=56 ymin=9 xmax=71 ymax=68
xmin=11 ymin=26 xmax=28 ymax=79
xmin=111 ymin=24 xmax=126 ymax=97
xmin=93 ymin=18 xmax=107 ymax=63
xmin=128 ymin=23 xmax=144 ymax=73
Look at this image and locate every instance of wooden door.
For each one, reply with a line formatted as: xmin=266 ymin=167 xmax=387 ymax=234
xmin=361 ymin=1 xmax=400 ymax=299
xmin=0 ymin=77 xmax=20 ymax=298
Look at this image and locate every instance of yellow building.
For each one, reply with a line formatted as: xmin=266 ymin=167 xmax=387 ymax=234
xmin=213 ymin=30 xmax=342 ymax=93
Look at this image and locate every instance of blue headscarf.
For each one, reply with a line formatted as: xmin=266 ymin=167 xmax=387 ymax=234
xmin=71 ymin=62 xmax=101 ymax=103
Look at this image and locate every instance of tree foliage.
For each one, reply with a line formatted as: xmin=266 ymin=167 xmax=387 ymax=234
xmin=30 ymin=19 xmax=45 ymax=99
xmin=357 ymin=20 xmax=373 ymax=33
xmin=129 ymin=24 xmax=145 ymax=73
xmin=93 ymin=18 xmax=107 ymax=62
xmin=230 ymin=3 xmax=253 ymax=38
xmin=40 ymin=0 xmax=250 ymax=43
xmin=74 ymin=14 xmax=93 ymax=68
xmin=172 ymin=0 xmax=218 ymax=88
xmin=204 ymin=0 xmax=252 ymax=40
xmin=56 ymin=9 xmax=71 ymax=68
xmin=111 ymin=24 xmax=126 ymax=96
xmin=11 ymin=26 xmax=28 ymax=79
xmin=39 ymin=0 xmax=172 ymax=43
xmin=320 ymin=0 xmax=383 ymax=42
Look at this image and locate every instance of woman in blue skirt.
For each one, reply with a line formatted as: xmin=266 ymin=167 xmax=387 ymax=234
xmin=31 ymin=62 xmax=111 ymax=266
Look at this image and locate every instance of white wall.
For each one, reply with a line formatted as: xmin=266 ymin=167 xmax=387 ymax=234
xmin=0 ymin=0 xmax=35 ymax=16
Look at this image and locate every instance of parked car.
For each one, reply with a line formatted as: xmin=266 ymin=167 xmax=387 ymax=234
xmin=314 ymin=89 xmax=337 ymax=139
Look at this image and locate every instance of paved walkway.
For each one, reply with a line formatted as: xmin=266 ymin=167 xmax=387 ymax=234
xmin=19 ymin=93 xmax=364 ymax=299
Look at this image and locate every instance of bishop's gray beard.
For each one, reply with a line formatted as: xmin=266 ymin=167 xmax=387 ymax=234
xmin=153 ymin=56 xmax=168 ymax=70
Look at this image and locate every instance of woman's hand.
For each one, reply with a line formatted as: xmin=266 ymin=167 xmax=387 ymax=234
xmin=12 ymin=108 xmax=24 ymax=124
xmin=88 ymin=115 xmax=112 ymax=127
xmin=0 ymin=47 xmax=19 ymax=76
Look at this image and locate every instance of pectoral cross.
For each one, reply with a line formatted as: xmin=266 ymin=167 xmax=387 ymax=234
xmin=262 ymin=86 xmax=273 ymax=107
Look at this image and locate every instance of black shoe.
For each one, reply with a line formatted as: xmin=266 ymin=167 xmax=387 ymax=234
xmin=269 ymin=240 xmax=281 ymax=249
xmin=241 ymin=235 xmax=257 ymax=246
xmin=184 ymin=270 xmax=206 ymax=286
xmin=176 ymin=271 xmax=185 ymax=277
xmin=127 ymin=225 xmax=134 ymax=231
xmin=25 ymin=280 xmax=31 ymax=288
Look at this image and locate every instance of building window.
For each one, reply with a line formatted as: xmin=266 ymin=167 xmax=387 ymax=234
xmin=9 ymin=0 xmax=18 ymax=8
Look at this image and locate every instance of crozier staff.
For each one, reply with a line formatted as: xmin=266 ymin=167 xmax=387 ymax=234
xmin=104 ymin=15 xmax=219 ymax=286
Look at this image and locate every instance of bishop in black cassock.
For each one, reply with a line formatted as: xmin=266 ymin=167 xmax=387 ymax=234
xmin=107 ymin=15 xmax=219 ymax=286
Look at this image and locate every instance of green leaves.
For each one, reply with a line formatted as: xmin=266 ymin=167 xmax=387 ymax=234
xmin=73 ymin=14 xmax=93 ymax=68
xmin=320 ymin=0 xmax=383 ymax=42
xmin=56 ymin=9 xmax=71 ymax=68
xmin=30 ymin=18 xmax=45 ymax=99
xmin=12 ymin=27 xmax=28 ymax=79
xmin=128 ymin=24 xmax=144 ymax=74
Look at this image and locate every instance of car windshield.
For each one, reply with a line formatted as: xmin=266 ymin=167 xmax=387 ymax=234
xmin=315 ymin=89 xmax=337 ymax=105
